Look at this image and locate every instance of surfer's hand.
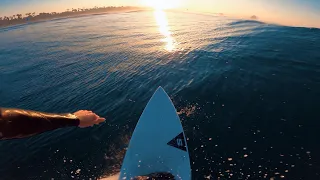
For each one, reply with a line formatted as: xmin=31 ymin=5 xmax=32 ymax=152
xmin=73 ymin=110 xmax=105 ymax=128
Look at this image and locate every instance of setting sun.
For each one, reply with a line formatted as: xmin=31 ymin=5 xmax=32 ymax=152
xmin=141 ymin=0 xmax=181 ymax=10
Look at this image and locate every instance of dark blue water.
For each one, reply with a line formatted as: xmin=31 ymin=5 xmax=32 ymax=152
xmin=0 ymin=11 xmax=320 ymax=180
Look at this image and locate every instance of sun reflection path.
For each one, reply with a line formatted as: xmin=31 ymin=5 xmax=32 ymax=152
xmin=154 ymin=10 xmax=176 ymax=51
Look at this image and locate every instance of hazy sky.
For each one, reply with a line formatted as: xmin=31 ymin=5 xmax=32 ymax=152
xmin=1 ymin=0 xmax=319 ymax=28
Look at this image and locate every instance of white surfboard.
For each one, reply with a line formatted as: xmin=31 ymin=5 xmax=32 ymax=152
xmin=119 ymin=87 xmax=191 ymax=180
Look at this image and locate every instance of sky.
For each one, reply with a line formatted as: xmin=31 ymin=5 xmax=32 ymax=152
xmin=1 ymin=0 xmax=320 ymax=28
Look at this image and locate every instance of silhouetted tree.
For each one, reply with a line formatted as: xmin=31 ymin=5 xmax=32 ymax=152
xmin=16 ymin=14 xmax=22 ymax=19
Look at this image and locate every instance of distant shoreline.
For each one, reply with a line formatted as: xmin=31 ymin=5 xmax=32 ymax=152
xmin=0 ymin=6 xmax=147 ymax=28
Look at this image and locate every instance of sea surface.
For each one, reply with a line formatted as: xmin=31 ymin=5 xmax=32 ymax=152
xmin=0 ymin=11 xmax=320 ymax=180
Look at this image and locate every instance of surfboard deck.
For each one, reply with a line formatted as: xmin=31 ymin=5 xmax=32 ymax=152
xmin=119 ymin=87 xmax=191 ymax=180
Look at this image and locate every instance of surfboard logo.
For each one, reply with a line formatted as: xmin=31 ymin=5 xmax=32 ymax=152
xmin=167 ymin=132 xmax=187 ymax=151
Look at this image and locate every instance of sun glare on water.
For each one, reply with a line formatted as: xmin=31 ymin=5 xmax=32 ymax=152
xmin=141 ymin=0 xmax=179 ymax=51
xmin=154 ymin=10 xmax=175 ymax=51
xmin=141 ymin=0 xmax=181 ymax=10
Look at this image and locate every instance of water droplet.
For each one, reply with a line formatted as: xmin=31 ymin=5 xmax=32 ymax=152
xmin=205 ymin=175 xmax=211 ymax=179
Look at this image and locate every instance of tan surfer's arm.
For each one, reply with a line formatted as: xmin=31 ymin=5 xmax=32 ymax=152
xmin=0 ymin=108 xmax=105 ymax=140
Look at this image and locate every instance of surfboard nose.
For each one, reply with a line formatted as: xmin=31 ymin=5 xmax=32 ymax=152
xmin=156 ymin=86 xmax=166 ymax=94
xmin=153 ymin=86 xmax=170 ymax=101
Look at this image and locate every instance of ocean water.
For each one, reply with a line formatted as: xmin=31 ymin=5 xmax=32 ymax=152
xmin=0 ymin=11 xmax=320 ymax=180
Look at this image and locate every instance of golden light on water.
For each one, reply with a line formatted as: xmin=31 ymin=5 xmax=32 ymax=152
xmin=140 ymin=0 xmax=179 ymax=51
xmin=154 ymin=10 xmax=175 ymax=51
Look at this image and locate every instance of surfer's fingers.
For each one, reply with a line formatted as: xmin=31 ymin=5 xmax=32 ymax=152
xmin=93 ymin=114 xmax=101 ymax=121
xmin=98 ymin=117 xmax=106 ymax=122
xmin=95 ymin=118 xmax=106 ymax=124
